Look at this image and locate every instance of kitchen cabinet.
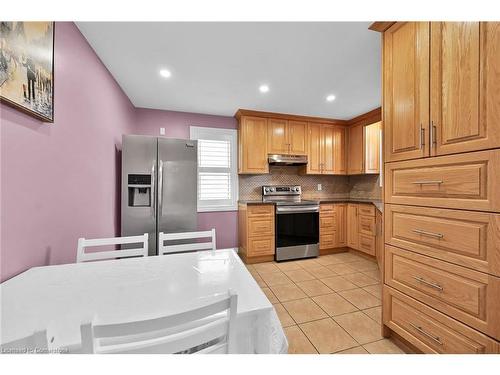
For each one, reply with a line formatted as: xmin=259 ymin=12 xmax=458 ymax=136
xmin=268 ymin=119 xmax=307 ymax=155
xmin=384 ymin=22 xmax=430 ymax=163
xmin=236 ymin=110 xmax=347 ymax=175
xmin=238 ymin=116 xmax=269 ymax=174
xmin=319 ymin=203 xmax=347 ymax=251
xmin=307 ymin=123 xmax=347 ymax=175
xmin=377 ymin=21 xmax=500 ymax=352
xmin=347 ymin=108 xmax=382 ymax=175
xmin=347 ymin=124 xmax=364 ymax=174
xmin=364 ymin=121 xmax=381 ymax=174
xmin=430 ymin=22 xmax=500 ymax=156
xmin=384 ymin=22 xmax=500 ymax=162
xmin=346 ymin=203 xmax=359 ymax=250
xmin=375 ymin=208 xmax=383 ymax=270
xmin=238 ymin=203 xmax=275 ymax=263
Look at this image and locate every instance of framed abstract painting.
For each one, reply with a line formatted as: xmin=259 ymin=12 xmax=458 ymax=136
xmin=0 ymin=22 xmax=54 ymax=122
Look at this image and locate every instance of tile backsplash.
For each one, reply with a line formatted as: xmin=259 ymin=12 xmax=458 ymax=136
xmin=239 ymin=166 xmax=381 ymax=200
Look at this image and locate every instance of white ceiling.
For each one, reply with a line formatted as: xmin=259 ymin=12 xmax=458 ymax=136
xmin=76 ymin=22 xmax=381 ymax=120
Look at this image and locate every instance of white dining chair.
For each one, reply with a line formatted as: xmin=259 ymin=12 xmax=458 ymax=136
xmin=76 ymin=233 xmax=148 ymax=263
xmin=79 ymin=290 xmax=238 ymax=354
xmin=158 ymin=229 xmax=216 ymax=255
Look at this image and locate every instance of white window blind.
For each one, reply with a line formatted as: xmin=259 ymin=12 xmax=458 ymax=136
xmin=190 ymin=127 xmax=238 ymax=212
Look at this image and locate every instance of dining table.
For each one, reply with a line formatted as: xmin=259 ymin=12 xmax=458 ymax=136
xmin=0 ymin=248 xmax=288 ymax=354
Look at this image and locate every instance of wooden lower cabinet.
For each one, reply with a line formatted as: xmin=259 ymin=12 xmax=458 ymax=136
xmin=385 ymin=204 xmax=500 ymax=277
xmin=384 ymin=286 xmax=500 ymax=354
xmin=385 ymin=245 xmax=500 ymax=340
xmin=347 ymin=203 xmax=359 ymax=249
xmin=238 ymin=203 xmax=275 ymax=263
xmin=385 ymin=149 xmax=500 ymax=213
xmin=319 ymin=203 xmax=346 ymax=251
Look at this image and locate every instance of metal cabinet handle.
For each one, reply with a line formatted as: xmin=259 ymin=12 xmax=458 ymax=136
xmin=420 ymin=125 xmax=425 ymax=149
xmin=431 ymin=121 xmax=437 ymax=147
xmin=158 ymin=160 xmax=164 ymax=215
xmin=413 ymin=276 xmax=444 ymax=291
xmin=411 ymin=229 xmax=444 ymax=239
xmin=411 ymin=180 xmax=443 ymax=185
xmin=409 ymin=323 xmax=443 ymax=345
xmin=151 ymin=161 xmax=156 ymax=219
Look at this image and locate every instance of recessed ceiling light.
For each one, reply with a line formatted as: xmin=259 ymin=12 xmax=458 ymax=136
xmin=259 ymin=84 xmax=270 ymax=93
xmin=159 ymin=69 xmax=171 ymax=78
xmin=326 ymin=94 xmax=336 ymax=102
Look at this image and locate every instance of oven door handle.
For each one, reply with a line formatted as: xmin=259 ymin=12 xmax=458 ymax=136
xmin=276 ymin=206 xmax=320 ymax=214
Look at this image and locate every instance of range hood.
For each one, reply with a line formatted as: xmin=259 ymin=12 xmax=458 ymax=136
xmin=268 ymin=154 xmax=308 ymax=166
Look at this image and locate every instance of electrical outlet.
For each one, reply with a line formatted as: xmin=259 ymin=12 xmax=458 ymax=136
xmin=160 ymin=127 xmax=165 ymax=135
xmin=317 ymin=184 xmax=322 ymax=191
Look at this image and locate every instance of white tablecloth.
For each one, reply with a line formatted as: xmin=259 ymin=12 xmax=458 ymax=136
xmin=0 ymin=249 xmax=288 ymax=354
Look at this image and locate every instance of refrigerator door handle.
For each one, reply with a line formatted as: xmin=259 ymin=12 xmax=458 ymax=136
xmin=158 ymin=159 xmax=164 ymax=216
xmin=151 ymin=161 xmax=156 ymax=219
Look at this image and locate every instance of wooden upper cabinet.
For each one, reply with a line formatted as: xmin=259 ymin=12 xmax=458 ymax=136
xmin=322 ymin=125 xmax=335 ymax=174
xmin=384 ymin=22 xmax=430 ymax=162
xmin=288 ymin=120 xmax=307 ymax=155
xmin=347 ymin=124 xmax=364 ymax=174
xmin=430 ymin=22 xmax=500 ymax=156
xmin=364 ymin=121 xmax=381 ymax=174
xmin=238 ymin=116 xmax=269 ymax=174
xmin=332 ymin=127 xmax=347 ymax=174
xmin=306 ymin=123 xmax=322 ymax=174
xmin=268 ymin=118 xmax=288 ymax=154
xmin=268 ymin=119 xmax=307 ymax=155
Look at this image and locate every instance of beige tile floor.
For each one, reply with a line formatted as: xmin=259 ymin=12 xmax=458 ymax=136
xmin=245 ymin=251 xmax=406 ymax=354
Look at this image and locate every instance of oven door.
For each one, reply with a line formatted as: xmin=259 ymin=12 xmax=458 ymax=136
xmin=275 ymin=206 xmax=319 ymax=261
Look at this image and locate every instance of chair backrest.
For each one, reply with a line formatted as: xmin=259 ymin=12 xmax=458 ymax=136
xmin=80 ymin=290 xmax=238 ymax=354
xmin=158 ymin=229 xmax=216 ymax=255
xmin=76 ymin=233 xmax=148 ymax=263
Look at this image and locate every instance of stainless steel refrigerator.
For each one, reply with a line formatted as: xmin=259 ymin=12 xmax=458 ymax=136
xmin=121 ymin=135 xmax=198 ymax=256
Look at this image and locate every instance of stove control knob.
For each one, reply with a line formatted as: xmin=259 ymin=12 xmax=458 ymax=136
xmin=270 ymin=187 xmax=275 ymax=192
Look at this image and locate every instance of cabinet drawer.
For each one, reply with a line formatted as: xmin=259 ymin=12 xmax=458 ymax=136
xmin=247 ymin=237 xmax=274 ymax=256
xmin=385 ymin=149 xmax=500 ymax=212
xmin=320 ymin=215 xmax=336 ymax=229
xmin=359 ymin=234 xmax=375 ymax=256
xmin=248 ymin=217 xmax=274 ymax=237
xmin=320 ymin=204 xmax=335 ymax=214
xmin=385 ymin=245 xmax=500 ymax=339
xmin=359 ymin=215 xmax=375 ymax=235
xmin=384 ymin=286 xmax=500 ymax=354
xmin=358 ymin=204 xmax=375 ymax=217
xmin=247 ymin=204 xmax=274 ymax=217
xmin=385 ymin=204 xmax=500 ymax=277
xmin=320 ymin=233 xmax=336 ymax=249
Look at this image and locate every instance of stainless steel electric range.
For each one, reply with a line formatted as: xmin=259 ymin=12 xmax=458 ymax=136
xmin=262 ymin=185 xmax=319 ymax=261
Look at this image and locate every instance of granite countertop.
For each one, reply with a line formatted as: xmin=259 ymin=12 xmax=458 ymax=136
xmin=238 ymin=198 xmax=383 ymax=212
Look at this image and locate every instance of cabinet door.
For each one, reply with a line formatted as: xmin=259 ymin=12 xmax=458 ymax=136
xmin=375 ymin=209 xmax=383 ymax=270
xmin=239 ymin=116 xmax=269 ymax=174
xmin=322 ymin=125 xmax=335 ymax=174
xmin=430 ymin=22 xmax=500 ymax=156
xmin=288 ymin=120 xmax=307 ymax=155
xmin=268 ymin=118 xmax=288 ymax=154
xmin=335 ymin=203 xmax=347 ymax=247
xmin=333 ymin=127 xmax=347 ymax=174
xmin=347 ymin=124 xmax=364 ymax=174
xmin=306 ymin=123 xmax=323 ymax=174
xmin=364 ymin=121 xmax=381 ymax=174
xmin=384 ymin=22 xmax=430 ymax=162
xmin=347 ymin=203 xmax=359 ymax=249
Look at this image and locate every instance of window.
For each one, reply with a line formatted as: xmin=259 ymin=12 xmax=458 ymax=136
xmin=190 ymin=126 xmax=238 ymax=212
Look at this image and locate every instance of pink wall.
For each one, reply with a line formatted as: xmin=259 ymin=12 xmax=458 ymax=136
xmin=0 ymin=23 xmax=136 ymax=281
xmin=133 ymin=108 xmax=239 ymax=250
